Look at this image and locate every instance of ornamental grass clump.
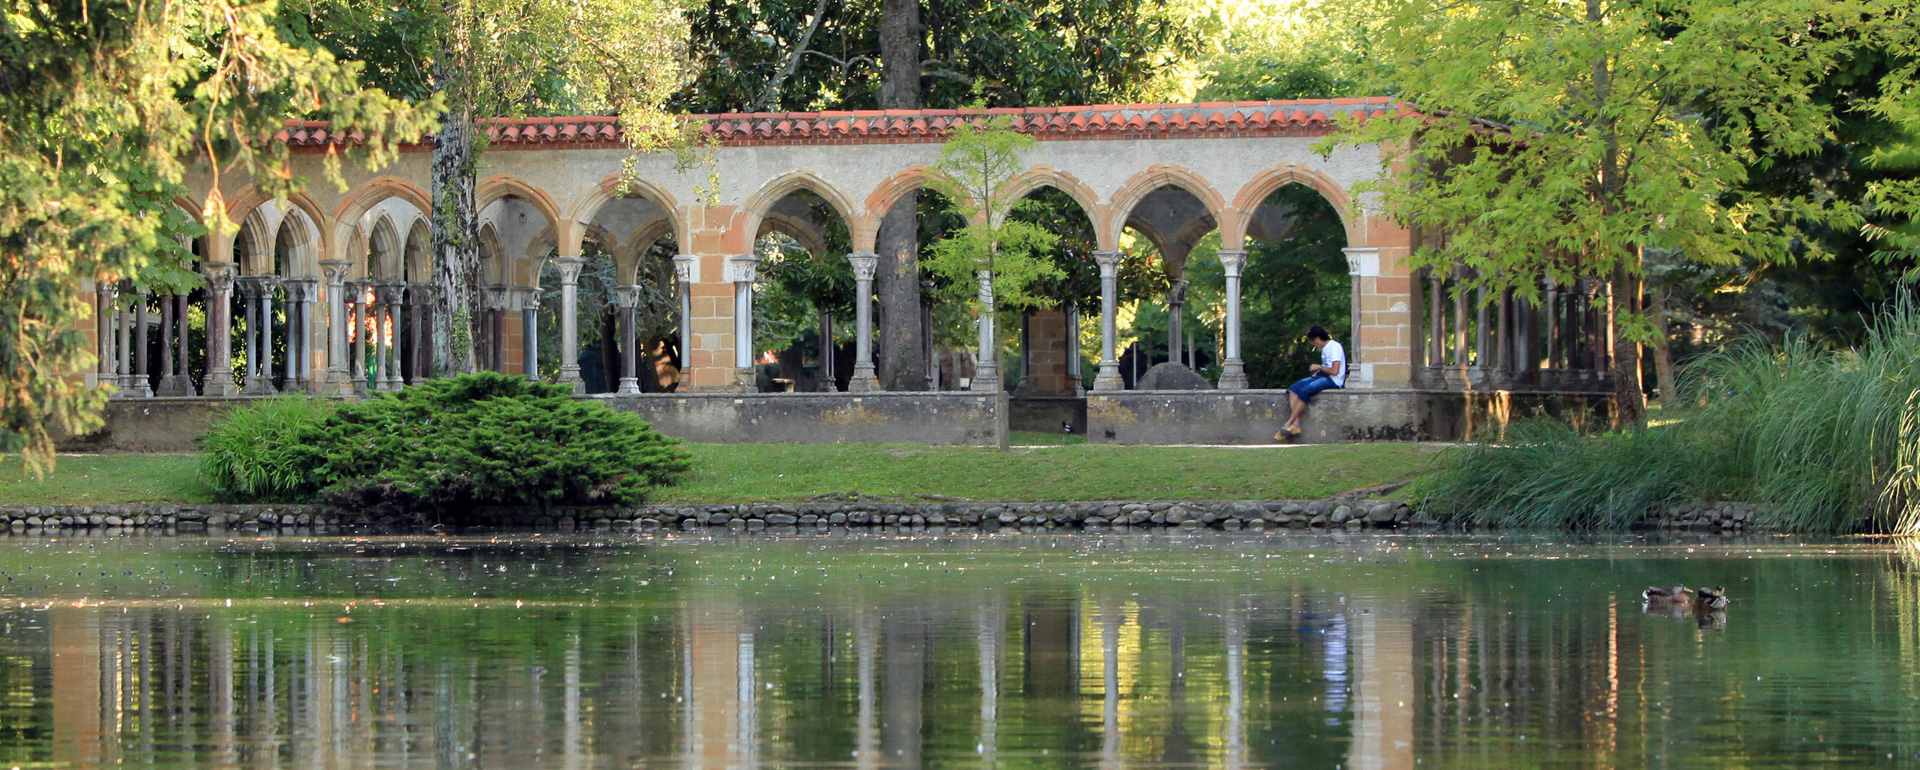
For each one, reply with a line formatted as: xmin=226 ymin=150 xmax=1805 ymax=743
xmin=197 ymin=395 xmax=335 ymax=502
xmin=1419 ymin=301 xmax=1920 ymax=534
xmin=199 ymin=373 xmax=691 ymax=519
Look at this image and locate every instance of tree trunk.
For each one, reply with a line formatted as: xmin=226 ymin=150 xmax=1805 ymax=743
xmin=429 ymin=75 xmax=479 ymax=375
xmin=874 ymin=0 xmax=925 ymax=391
xmin=1649 ymin=284 xmax=1676 ymax=406
xmin=1611 ymin=262 xmax=1646 ymax=425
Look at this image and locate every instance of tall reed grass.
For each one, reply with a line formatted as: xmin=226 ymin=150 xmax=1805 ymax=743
xmin=197 ymin=395 xmax=331 ymax=501
xmin=1420 ymin=301 xmax=1920 ymax=533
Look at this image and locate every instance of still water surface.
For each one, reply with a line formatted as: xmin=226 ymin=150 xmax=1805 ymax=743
xmin=0 ymin=532 xmax=1915 ymax=768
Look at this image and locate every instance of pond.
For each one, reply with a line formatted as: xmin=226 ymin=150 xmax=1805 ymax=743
xmin=0 ymin=532 xmax=1914 ymax=768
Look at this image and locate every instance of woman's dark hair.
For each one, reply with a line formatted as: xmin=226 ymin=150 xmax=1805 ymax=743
xmin=1307 ymin=325 xmax=1331 ymax=341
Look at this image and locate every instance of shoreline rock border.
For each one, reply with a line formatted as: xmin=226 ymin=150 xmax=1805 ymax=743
xmin=0 ymin=498 xmax=1772 ymax=535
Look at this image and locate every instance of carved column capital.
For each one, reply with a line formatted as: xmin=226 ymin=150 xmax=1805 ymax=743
xmin=283 ymin=277 xmax=318 ymax=301
xmin=318 ymin=259 xmax=353 ymax=284
xmin=1341 ymin=246 xmax=1380 ymax=277
xmin=672 ymin=253 xmax=699 ymax=283
xmin=1092 ymin=249 xmax=1122 ymax=278
xmin=725 ymin=253 xmax=761 ymax=284
xmin=846 ymin=252 xmax=879 ymax=282
xmin=483 ymin=284 xmax=513 ymax=311
xmin=201 ymin=261 xmax=238 ymax=292
xmin=611 ymin=284 xmax=642 ymax=309
xmin=1216 ymin=249 xmax=1248 ymax=278
xmin=513 ymin=285 xmax=543 ymax=309
xmin=1168 ymin=278 xmax=1190 ymax=305
xmin=554 ymin=255 xmax=586 ymax=284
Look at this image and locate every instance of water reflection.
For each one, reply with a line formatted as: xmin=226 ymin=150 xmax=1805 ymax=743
xmin=0 ymin=534 xmax=1915 ymax=767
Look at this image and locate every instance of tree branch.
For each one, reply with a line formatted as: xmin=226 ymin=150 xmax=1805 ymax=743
xmin=750 ymin=0 xmax=833 ymax=112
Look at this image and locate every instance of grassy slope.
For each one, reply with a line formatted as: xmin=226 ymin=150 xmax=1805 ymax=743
xmin=1 ymin=443 xmax=1448 ymax=506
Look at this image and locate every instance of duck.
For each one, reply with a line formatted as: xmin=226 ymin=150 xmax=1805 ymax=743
xmin=1642 ymin=585 xmax=1694 ymax=605
xmin=1693 ymin=586 xmax=1730 ymax=611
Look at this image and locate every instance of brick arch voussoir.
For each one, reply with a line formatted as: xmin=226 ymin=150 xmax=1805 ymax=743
xmin=742 ymin=169 xmax=864 ymax=253
xmin=1106 ymin=164 xmax=1228 ymax=252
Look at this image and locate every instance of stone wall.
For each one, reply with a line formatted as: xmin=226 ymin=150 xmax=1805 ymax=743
xmin=1009 ymin=396 xmax=1087 ymax=436
xmin=1087 ymin=388 xmax=1614 ymax=444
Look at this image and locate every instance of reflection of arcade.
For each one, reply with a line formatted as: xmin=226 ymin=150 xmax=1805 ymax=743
xmin=34 ymin=592 xmax=1416 ymax=768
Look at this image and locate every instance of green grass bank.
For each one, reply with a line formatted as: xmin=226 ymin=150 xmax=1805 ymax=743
xmin=2 ymin=442 xmax=1445 ymax=507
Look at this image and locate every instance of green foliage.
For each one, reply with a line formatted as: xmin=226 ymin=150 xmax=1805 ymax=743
xmin=679 ymin=0 xmax=1207 ymax=112
xmin=198 ymin=396 xmax=338 ymax=502
xmin=1420 ymin=300 xmax=1920 ymax=534
xmin=922 ymin=117 xmax=1063 ymax=310
xmin=199 ymin=373 xmax=691 ymax=516
xmin=1237 ymin=186 xmax=1352 ymax=388
xmin=0 ymin=0 xmax=436 ymax=476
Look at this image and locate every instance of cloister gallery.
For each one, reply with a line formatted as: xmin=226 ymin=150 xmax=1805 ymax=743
xmin=72 ymin=98 xmax=1614 ymax=449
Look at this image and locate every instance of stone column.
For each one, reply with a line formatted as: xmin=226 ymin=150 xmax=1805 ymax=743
xmin=156 ymin=292 xmax=176 ymax=393
xmin=555 ymin=256 xmax=586 ymax=393
xmin=1216 ymin=249 xmax=1249 ymax=390
xmin=132 ymin=291 xmax=153 ymax=397
xmin=1167 ymin=279 xmax=1189 ymax=368
xmin=346 ymin=279 xmax=368 ymax=395
xmin=673 ymin=254 xmax=696 ymax=376
xmin=410 ymin=284 xmax=433 ymax=381
xmin=382 ymin=283 xmax=405 ymax=390
xmin=846 ymin=252 xmax=880 ymax=392
xmin=240 ymin=276 xmax=280 ymax=395
xmin=727 ymin=254 xmax=761 ymax=392
xmin=1092 ymin=250 xmax=1124 ymax=391
xmin=518 ymin=287 xmax=542 ymax=382
xmin=288 ymin=278 xmax=319 ymax=392
xmin=201 ymin=262 xmax=239 ymax=397
xmin=319 ymin=260 xmax=353 ymax=396
xmin=612 ymin=285 xmax=642 ymax=395
xmin=94 ymin=282 xmax=115 ymax=389
xmin=116 ymin=286 xmax=134 ymax=394
xmin=1065 ymin=303 xmax=1084 ymax=394
xmin=970 ymin=270 xmax=1000 ymax=392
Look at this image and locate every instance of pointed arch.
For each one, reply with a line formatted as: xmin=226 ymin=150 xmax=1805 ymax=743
xmin=563 ymin=172 xmax=686 ymax=257
xmin=740 ymin=170 xmax=863 ymax=254
xmin=403 ymin=219 xmax=431 ymax=283
xmin=271 ymin=205 xmax=322 ymax=277
xmin=1003 ymin=164 xmax=1113 ymax=251
xmin=226 ymin=186 xmax=330 ymax=270
xmin=1223 ymin=162 xmax=1358 ymax=249
xmin=477 ymin=221 xmax=506 ymax=285
xmin=368 ymin=215 xmax=402 ymax=280
xmin=477 ymin=174 xmax=564 ymax=249
xmin=328 ymin=175 xmax=431 ymax=262
xmin=1106 ymin=163 xmax=1228 ymax=251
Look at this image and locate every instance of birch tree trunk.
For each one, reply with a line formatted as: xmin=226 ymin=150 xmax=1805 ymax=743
xmin=430 ymin=86 xmax=479 ymax=375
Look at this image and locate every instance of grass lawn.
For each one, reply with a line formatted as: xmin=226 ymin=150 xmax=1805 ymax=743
xmin=1 ymin=442 xmax=1451 ymax=506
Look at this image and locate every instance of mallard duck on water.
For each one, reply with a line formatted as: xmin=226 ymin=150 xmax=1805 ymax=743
xmin=1642 ymin=585 xmax=1694 ymax=605
xmin=1693 ymin=586 xmax=1730 ymax=611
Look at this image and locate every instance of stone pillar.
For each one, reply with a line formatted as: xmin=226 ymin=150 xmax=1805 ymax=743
xmin=156 ymin=292 xmax=177 ymax=392
xmin=240 ymin=276 xmax=280 ymax=395
xmin=555 ymin=256 xmax=586 ymax=393
xmin=116 ymin=286 xmax=134 ymax=393
xmin=1216 ymin=249 xmax=1249 ymax=390
xmin=346 ymin=280 xmax=368 ymax=395
xmin=1092 ymin=250 xmax=1124 ymax=391
xmin=727 ymin=254 xmax=760 ymax=392
xmin=612 ymin=285 xmax=642 ymax=395
xmin=132 ymin=291 xmax=153 ymax=397
xmin=382 ymin=283 xmax=406 ymax=390
xmin=1166 ymin=279 xmax=1189 ymax=368
xmin=409 ymin=284 xmax=432 ymax=381
xmin=673 ymin=254 xmax=695 ymax=378
xmin=370 ymin=285 xmax=391 ymax=391
xmin=320 ymin=260 xmax=353 ymax=396
xmin=292 ymin=279 xmax=321 ymax=392
xmin=1065 ymin=303 xmax=1084 ymax=394
xmin=201 ymin=262 xmax=239 ymax=397
xmin=518 ymin=286 xmax=542 ymax=382
xmin=94 ymin=282 xmax=115 ymax=390
xmin=970 ymin=270 xmax=1000 ymax=392
xmin=846 ymin=252 xmax=880 ymax=392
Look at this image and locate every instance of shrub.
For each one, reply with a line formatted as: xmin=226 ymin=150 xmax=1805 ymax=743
xmin=198 ymin=395 xmax=333 ymax=501
xmin=199 ymin=373 xmax=692 ymax=518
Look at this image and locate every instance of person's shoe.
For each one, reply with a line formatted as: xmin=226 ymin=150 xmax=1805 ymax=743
xmin=1288 ymin=424 xmax=1304 ymax=436
xmin=1275 ymin=423 xmax=1301 ymax=441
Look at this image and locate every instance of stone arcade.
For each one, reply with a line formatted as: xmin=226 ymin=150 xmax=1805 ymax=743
xmin=71 ymin=98 xmax=1615 ymax=449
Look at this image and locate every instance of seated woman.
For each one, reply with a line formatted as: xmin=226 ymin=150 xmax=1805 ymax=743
xmin=1278 ymin=325 xmax=1345 ymax=438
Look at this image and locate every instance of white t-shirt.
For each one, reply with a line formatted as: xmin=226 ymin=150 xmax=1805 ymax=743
xmin=1321 ymin=340 xmax=1347 ymax=387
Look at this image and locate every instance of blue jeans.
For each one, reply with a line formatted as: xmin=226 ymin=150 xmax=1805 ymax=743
xmin=1288 ymin=375 xmax=1340 ymax=403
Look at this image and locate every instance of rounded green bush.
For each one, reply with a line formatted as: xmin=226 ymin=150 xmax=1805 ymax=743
xmin=199 ymin=373 xmax=692 ymax=518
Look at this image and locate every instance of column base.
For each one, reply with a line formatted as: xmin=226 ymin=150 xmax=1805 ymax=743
xmin=736 ymin=367 xmax=758 ymax=393
xmin=201 ymin=374 xmax=239 ymax=398
xmin=1217 ymin=360 xmax=1249 ymax=390
xmin=1092 ymin=362 xmax=1125 ymax=391
xmin=155 ymin=375 xmax=195 ymax=397
xmin=847 ymin=363 xmax=879 ymax=392
xmin=559 ymin=366 xmax=586 ymax=395
xmin=324 ymin=372 xmax=356 ymax=399
xmin=616 ymin=377 xmax=641 ymax=395
xmin=241 ymin=376 xmax=279 ymax=396
xmin=969 ymin=364 xmax=1002 ymax=393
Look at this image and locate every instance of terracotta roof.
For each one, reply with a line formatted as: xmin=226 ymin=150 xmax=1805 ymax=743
xmin=276 ymin=98 xmax=1398 ymax=150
